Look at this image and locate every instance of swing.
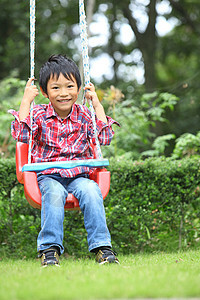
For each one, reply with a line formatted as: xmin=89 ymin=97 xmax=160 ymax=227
xmin=16 ymin=142 xmax=110 ymax=210
xmin=15 ymin=0 xmax=110 ymax=210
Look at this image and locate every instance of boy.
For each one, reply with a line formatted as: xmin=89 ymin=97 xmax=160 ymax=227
xmin=9 ymin=54 xmax=119 ymax=266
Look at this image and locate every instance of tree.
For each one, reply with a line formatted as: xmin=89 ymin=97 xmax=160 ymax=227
xmin=0 ymin=1 xmax=29 ymax=79
xmin=122 ymin=0 xmax=157 ymax=91
xmin=156 ymin=0 xmax=200 ymax=137
xmin=96 ymin=0 xmax=200 ymax=142
xmin=0 ymin=0 xmax=81 ymax=80
xmin=1 ymin=0 xmax=200 ymax=157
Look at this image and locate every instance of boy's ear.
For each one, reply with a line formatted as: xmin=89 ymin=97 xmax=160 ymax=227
xmin=40 ymin=87 xmax=48 ymax=98
xmin=78 ymin=86 xmax=81 ymax=94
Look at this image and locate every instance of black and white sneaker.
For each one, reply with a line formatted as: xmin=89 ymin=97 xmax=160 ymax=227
xmin=95 ymin=248 xmax=119 ymax=265
xmin=40 ymin=248 xmax=60 ymax=267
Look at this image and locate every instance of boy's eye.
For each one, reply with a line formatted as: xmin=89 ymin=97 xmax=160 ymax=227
xmin=52 ymin=86 xmax=59 ymax=90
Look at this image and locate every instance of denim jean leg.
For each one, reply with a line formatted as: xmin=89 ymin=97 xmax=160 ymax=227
xmin=37 ymin=175 xmax=68 ymax=255
xmin=67 ymin=177 xmax=112 ymax=252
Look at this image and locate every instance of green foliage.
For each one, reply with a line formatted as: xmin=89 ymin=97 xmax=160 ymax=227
xmin=0 ymin=76 xmax=180 ymax=160
xmin=172 ymin=132 xmax=200 ymax=159
xmin=107 ymin=156 xmax=200 ymax=253
xmin=0 ymin=0 xmax=200 ymax=149
xmin=141 ymin=134 xmax=176 ymax=157
xmin=0 ymin=0 xmax=81 ymax=80
xmin=0 ymin=77 xmax=50 ymax=158
xmin=103 ymin=91 xmax=179 ymax=159
xmin=0 ymin=77 xmax=26 ymax=111
xmin=142 ymin=131 xmax=200 ymax=159
xmin=0 ymin=158 xmax=17 ymax=197
xmin=156 ymin=1 xmax=200 ymax=139
xmin=0 ymin=78 xmax=26 ymax=157
xmin=1 ymin=156 xmax=200 ymax=259
xmin=0 ymin=158 xmax=40 ymax=258
xmin=141 ymin=92 xmax=179 ymax=119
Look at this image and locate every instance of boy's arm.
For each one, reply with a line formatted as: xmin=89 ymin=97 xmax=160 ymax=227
xmin=8 ymin=78 xmax=39 ymax=143
xmin=19 ymin=78 xmax=39 ymax=121
xmin=84 ymin=82 xmax=120 ymax=146
xmin=84 ymin=83 xmax=108 ymax=124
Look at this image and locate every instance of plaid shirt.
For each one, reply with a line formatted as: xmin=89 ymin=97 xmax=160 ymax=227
xmin=9 ymin=103 xmax=119 ymax=177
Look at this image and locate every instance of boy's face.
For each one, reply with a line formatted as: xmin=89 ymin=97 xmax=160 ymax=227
xmin=41 ymin=73 xmax=80 ymax=119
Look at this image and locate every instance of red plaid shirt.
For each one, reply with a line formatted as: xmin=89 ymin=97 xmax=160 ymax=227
xmin=9 ymin=103 xmax=119 ymax=177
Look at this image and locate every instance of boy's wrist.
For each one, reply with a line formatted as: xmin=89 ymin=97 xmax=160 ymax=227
xmin=94 ymin=103 xmax=108 ymax=124
xmin=93 ymin=101 xmax=102 ymax=110
xmin=21 ymin=96 xmax=32 ymax=106
xmin=19 ymin=98 xmax=31 ymax=121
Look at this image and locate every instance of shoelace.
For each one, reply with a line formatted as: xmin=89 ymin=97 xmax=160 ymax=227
xmin=101 ymin=248 xmax=117 ymax=256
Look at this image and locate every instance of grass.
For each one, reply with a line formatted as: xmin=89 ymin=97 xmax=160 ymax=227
xmin=1 ymin=250 xmax=200 ymax=300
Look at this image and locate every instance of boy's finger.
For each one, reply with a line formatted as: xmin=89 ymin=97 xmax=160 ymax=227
xmin=84 ymin=82 xmax=92 ymax=88
xmin=26 ymin=77 xmax=35 ymax=86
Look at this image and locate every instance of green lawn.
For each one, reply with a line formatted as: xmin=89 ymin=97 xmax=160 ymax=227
xmin=1 ymin=250 xmax=200 ymax=299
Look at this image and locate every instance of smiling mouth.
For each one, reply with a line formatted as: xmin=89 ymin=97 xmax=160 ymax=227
xmin=58 ymin=99 xmax=71 ymax=103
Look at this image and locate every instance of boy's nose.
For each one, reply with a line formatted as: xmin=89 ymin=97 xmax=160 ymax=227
xmin=60 ymin=88 xmax=68 ymax=96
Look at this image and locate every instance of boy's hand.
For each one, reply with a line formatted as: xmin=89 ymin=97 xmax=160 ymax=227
xmin=84 ymin=82 xmax=108 ymax=124
xmin=22 ymin=78 xmax=39 ymax=104
xmin=84 ymin=82 xmax=100 ymax=109
xmin=19 ymin=78 xmax=39 ymax=121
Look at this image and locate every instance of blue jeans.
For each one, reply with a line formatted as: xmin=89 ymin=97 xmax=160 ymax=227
xmin=37 ymin=174 xmax=111 ymax=254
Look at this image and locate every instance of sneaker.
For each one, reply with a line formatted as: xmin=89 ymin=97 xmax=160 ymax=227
xmin=95 ymin=248 xmax=119 ymax=264
xmin=40 ymin=248 xmax=60 ymax=267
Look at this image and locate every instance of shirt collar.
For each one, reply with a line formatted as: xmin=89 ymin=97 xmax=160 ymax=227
xmin=70 ymin=104 xmax=79 ymax=123
xmin=46 ymin=102 xmax=79 ymax=123
xmin=46 ymin=102 xmax=56 ymax=118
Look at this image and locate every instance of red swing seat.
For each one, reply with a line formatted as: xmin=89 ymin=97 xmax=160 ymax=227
xmin=16 ymin=142 xmax=110 ymax=210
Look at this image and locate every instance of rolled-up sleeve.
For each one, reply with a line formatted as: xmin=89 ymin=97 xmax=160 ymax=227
xmin=8 ymin=109 xmax=32 ymax=143
xmin=96 ymin=116 xmax=120 ymax=145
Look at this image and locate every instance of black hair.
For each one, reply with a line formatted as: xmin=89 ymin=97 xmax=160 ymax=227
xmin=39 ymin=54 xmax=81 ymax=94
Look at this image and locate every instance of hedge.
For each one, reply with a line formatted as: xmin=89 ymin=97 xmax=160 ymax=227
xmin=0 ymin=156 xmax=200 ymax=258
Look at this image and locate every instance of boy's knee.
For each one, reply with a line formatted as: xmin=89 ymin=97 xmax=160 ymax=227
xmin=39 ymin=178 xmax=67 ymax=206
xmin=77 ymin=179 xmax=103 ymax=207
xmin=80 ymin=179 xmax=101 ymax=196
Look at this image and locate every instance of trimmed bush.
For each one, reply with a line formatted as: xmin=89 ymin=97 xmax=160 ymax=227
xmin=106 ymin=157 xmax=200 ymax=253
xmin=0 ymin=156 xmax=200 ymax=258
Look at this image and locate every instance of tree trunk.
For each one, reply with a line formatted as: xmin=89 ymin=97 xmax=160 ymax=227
xmin=122 ymin=0 xmax=157 ymax=92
